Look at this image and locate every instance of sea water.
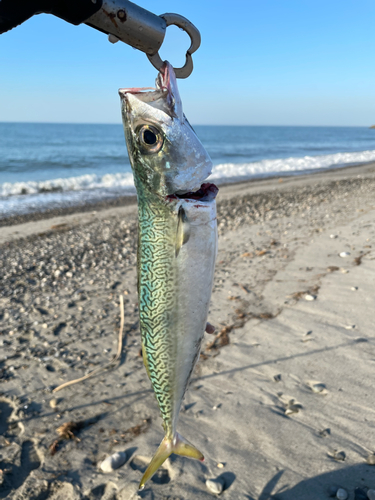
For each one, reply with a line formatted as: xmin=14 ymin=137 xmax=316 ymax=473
xmin=0 ymin=123 xmax=374 ymax=218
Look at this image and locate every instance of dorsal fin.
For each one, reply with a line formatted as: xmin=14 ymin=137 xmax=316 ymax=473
xmin=175 ymin=206 xmax=190 ymax=257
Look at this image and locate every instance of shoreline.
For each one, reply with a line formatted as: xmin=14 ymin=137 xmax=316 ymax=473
xmin=1 ymin=160 xmax=375 ymax=230
xmin=1 ymin=160 xmax=375 ymax=246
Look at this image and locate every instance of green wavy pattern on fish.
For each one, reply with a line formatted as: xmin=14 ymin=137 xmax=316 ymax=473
xmin=137 ymin=191 xmax=177 ymax=434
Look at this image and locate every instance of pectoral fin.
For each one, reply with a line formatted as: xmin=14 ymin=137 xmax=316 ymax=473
xmin=175 ymin=206 xmax=190 ymax=257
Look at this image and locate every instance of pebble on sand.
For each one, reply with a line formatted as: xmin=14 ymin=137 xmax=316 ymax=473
xmin=366 ymin=453 xmax=375 ymax=465
xmin=100 ymin=451 xmax=127 ymax=473
xmin=49 ymin=398 xmax=58 ymax=408
xmin=206 ymin=478 xmax=225 ymax=495
xmin=339 ymin=252 xmax=351 ymax=258
xmin=336 ymin=488 xmax=348 ymax=500
xmin=319 ymin=428 xmax=331 ymax=438
xmin=328 ymin=450 xmax=346 ymax=462
xmin=284 ymin=400 xmax=303 ymax=416
xmin=304 ymin=294 xmax=316 ymax=301
xmin=306 ymin=380 xmax=328 ymax=395
xmin=367 ymin=489 xmax=375 ymax=500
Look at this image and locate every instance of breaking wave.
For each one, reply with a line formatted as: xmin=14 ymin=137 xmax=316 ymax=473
xmin=209 ymin=149 xmax=375 ymax=183
xmin=0 ymin=172 xmax=135 ymax=197
xmin=1 ymin=148 xmax=375 ymax=218
xmin=2 ymin=149 xmax=375 ymax=200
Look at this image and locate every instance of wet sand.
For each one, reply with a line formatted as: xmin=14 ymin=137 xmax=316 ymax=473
xmin=1 ymin=162 xmax=375 ymax=499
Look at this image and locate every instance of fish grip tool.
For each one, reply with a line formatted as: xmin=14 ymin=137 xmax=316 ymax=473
xmin=80 ymin=0 xmax=201 ymax=79
xmin=0 ymin=0 xmax=201 ymax=78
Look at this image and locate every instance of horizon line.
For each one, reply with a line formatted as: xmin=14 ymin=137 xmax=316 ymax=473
xmin=0 ymin=121 xmax=372 ymax=128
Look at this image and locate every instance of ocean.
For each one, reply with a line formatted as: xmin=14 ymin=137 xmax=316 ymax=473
xmin=0 ymin=122 xmax=374 ymax=218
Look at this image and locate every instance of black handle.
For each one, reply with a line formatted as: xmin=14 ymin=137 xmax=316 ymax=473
xmin=0 ymin=0 xmax=103 ymax=34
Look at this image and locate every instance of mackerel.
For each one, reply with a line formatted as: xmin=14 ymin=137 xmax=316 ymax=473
xmin=119 ymin=62 xmax=218 ymax=489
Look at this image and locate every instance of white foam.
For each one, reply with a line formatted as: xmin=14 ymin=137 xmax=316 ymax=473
xmin=209 ymin=149 xmax=375 ymax=183
xmin=0 ymin=172 xmax=135 ymax=197
xmin=1 ymin=149 xmax=375 ymax=202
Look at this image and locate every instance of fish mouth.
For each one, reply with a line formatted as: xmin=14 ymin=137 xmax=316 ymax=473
xmin=119 ymin=61 xmax=183 ymax=120
xmin=167 ymin=183 xmax=218 ymax=203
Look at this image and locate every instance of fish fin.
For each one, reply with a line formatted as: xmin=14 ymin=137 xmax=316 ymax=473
xmin=139 ymin=435 xmax=172 ymax=490
xmin=139 ymin=432 xmax=204 ymax=490
xmin=173 ymin=432 xmax=204 ymax=460
xmin=175 ymin=207 xmax=190 ymax=257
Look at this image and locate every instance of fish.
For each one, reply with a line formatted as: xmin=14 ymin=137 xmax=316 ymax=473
xmin=119 ymin=61 xmax=218 ymax=489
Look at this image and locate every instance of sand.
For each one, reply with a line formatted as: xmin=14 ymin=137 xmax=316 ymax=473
xmin=1 ymin=163 xmax=375 ymax=499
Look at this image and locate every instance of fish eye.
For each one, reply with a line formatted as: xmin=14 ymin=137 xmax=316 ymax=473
xmin=143 ymin=129 xmax=157 ymax=145
xmin=138 ymin=125 xmax=163 ymax=153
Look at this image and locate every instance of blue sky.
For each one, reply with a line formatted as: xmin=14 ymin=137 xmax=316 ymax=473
xmin=0 ymin=0 xmax=374 ymax=125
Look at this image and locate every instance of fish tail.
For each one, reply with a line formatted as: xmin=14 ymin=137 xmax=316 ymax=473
xmin=139 ymin=432 xmax=204 ymax=490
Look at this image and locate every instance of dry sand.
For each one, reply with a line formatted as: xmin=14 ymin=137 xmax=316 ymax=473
xmin=1 ymin=163 xmax=375 ymax=499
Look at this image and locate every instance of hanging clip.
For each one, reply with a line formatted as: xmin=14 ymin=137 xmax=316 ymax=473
xmin=86 ymin=2 xmax=201 ymax=78
xmin=147 ymin=13 xmax=201 ymax=79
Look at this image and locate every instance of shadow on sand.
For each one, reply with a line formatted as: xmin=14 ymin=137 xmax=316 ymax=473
xmin=252 ymin=463 xmax=375 ymax=499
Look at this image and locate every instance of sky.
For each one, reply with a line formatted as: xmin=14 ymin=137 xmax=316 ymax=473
xmin=0 ymin=0 xmax=374 ymax=126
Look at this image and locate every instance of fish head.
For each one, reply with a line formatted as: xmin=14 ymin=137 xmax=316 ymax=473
xmin=119 ymin=62 xmax=212 ymax=198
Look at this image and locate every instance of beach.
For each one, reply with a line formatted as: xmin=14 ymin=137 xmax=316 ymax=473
xmin=1 ymin=162 xmax=375 ymax=499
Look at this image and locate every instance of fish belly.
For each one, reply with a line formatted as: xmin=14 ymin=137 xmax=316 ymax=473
xmin=137 ymin=197 xmax=217 ymax=437
xmin=172 ymin=198 xmax=217 ymax=432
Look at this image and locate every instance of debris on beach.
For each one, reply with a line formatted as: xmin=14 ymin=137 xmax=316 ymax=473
xmin=354 ymin=251 xmax=370 ymax=266
xmin=327 ymin=265 xmax=340 ymax=272
xmin=56 ymin=421 xmax=81 ymax=440
xmin=49 ymin=418 xmax=101 ymax=455
xmin=205 ymin=325 xmax=232 ymax=351
xmin=289 ymin=285 xmax=320 ymax=302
